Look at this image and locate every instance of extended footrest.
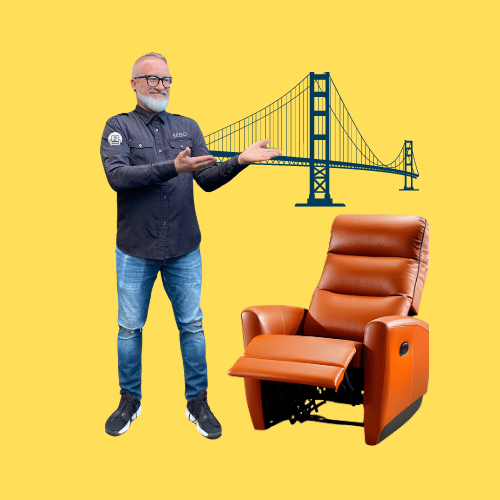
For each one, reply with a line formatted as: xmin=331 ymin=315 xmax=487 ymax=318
xmin=228 ymin=335 xmax=357 ymax=391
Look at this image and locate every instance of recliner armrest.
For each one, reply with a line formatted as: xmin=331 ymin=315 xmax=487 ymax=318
xmin=242 ymin=305 xmax=308 ymax=348
xmin=366 ymin=315 xmax=429 ymax=334
xmin=363 ymin=315 xmax=429 ymax=445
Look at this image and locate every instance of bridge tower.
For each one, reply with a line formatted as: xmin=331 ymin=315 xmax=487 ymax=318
xmin=400 ymin=140 xmax=418 ymax=191
xmin=296 ymin=72 xmax=345 ymax=207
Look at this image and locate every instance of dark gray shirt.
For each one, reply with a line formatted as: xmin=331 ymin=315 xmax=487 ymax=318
xmin=101 ymin=105 xmax=247 ymax=260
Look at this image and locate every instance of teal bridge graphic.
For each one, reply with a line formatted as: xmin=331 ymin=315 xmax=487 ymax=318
xmin=204 ymin=72 xmax=419 ymax=207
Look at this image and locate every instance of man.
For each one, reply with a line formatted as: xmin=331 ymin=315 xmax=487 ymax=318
xmin=100 ymin=52 xmax=281 ymax=439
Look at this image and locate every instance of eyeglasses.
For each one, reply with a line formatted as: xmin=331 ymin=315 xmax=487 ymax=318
xmin=134 ymin=75 xmax=173 ymax=87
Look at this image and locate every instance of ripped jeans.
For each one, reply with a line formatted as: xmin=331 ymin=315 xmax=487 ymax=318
xmin=115 ymin=246 xmax=206 ymax=401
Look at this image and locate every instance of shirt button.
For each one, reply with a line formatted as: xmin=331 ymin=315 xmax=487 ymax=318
xmin=155 ymin=129 xmax=159 ymax=132
xmin=164 ymin=195 xmax=166 ymax=199
xmin=139 ymin=144 xmax=142 ymax=147
xmin=159 ymin=149 xmax=162 ymax=153
xmin=163 ymin=221 xmax=167 ymax=225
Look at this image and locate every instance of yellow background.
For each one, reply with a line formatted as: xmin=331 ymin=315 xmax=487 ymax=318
xmin=2 ymin=0 xmax=498 ymax=498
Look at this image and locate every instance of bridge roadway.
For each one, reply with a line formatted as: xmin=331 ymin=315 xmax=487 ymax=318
xmin=208 ymin=151 xmax=418 ymax=179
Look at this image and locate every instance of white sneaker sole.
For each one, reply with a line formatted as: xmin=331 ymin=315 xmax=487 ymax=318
xmin=185 ymin=407 xmax=221 ymax=439
xmin=116 ymin=405 xmax=142 ymax=435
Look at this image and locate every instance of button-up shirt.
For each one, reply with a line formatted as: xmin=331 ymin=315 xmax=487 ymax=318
xmin=100 ymin=105 xmax=247 ymax=260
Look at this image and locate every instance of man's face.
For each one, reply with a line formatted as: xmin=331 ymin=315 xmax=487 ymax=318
xmin=131 ymin=57 xmax=171 ymax=113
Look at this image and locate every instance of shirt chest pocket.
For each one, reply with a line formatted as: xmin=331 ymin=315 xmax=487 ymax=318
xmin=129 ymin=140 xmax=155 ymax=165
xmin=169 ymin=139 xmax=193 ymax=160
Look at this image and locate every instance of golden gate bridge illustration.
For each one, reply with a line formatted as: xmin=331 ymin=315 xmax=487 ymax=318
xmin=204 ymin=72 xmax=419 ymax=207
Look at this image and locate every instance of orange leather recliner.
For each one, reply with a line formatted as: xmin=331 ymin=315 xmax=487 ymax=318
xmin=228 ymin=214 xmax=429 ymax=445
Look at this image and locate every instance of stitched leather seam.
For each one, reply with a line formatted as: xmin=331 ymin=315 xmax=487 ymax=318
xmin=328 ymin=250 xmax=420 ymax=261
xmin=316 ymin=289 xmax=411 ymax=299
xmin=370 ymin=320 xmax=429 ymax=334
xmin=275 ymin=305 xmax=286 ymax=335
xmin=242 ymin=355 xmax=351 ymax=369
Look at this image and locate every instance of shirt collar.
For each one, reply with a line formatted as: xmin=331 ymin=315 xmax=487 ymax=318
xmin=134 ymin=104 xmax=168 ymax=124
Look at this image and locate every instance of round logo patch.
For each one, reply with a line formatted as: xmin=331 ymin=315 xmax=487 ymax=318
xmin=108 ymin=132 xmax=123 ymax=146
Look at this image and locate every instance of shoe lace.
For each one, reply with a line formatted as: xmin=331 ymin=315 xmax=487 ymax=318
xmin=190 ymin=394 xmax=210 ymax=419
xmin=119 ymin=393 xmax=137 ymax=414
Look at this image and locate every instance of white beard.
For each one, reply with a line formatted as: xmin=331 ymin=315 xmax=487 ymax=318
xmin=137 ymin=91 xmax=169 ymax=113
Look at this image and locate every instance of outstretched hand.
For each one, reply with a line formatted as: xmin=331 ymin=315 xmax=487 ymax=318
xmin=175 ymin=147 xmax=216 ymax=174
xmin=238 ymin=139 xmax=282 ymax=166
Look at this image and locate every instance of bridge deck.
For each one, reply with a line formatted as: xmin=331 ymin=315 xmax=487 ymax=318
xmin=208 ymin=151 xmax=418 ymax=178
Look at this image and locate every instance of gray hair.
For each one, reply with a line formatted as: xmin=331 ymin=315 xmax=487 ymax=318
xmin=132 ymin=52 xmax=168 ymax=77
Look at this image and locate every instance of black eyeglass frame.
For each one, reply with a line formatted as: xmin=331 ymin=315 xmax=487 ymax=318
xmin=134 ymin=75 xmax=173 ymax=87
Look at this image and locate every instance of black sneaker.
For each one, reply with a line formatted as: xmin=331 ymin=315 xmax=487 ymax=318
xmin=105 ymin=392 xmax=142 ymax=436
xmin=185 ymin=391 xmax=222 ymax=439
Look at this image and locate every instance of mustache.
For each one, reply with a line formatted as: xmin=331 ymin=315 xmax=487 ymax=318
xmin=149 ymin=89 xmax=168 ymax=95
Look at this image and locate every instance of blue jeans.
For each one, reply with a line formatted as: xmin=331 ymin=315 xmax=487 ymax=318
xmin=115 ymin=246 xmax=206 ymax=401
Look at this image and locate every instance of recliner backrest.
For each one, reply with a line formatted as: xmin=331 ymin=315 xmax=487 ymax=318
xmin=303 ymin=215 xmax=429 ymax=342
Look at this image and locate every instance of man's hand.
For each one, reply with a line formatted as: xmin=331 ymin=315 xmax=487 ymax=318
xmin=238 ymin=139 xmax=282 ymax=166
xmin=175 ymin=147 xmax=216 ymax=174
